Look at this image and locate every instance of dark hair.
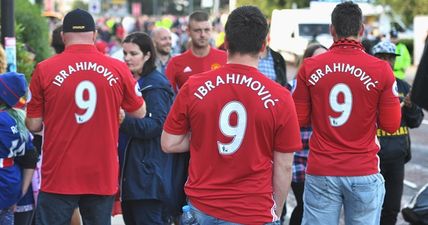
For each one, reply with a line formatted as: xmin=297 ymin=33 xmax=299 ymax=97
xmin=299 ymin=43 xmax=328 ymax=67
xmin=51 ymin=25 xmax=65 ymax=54
xmin=189 ymin=11 xmax=209 ymax=23
xmin=361 ymin=39 xmax=374 ymax=54
xmin=225 ymin=6 xmax=268 ymax=56
xmin=331 ymin=1 xmax=362 ymax=38
xmin=122 ymin=32 xmax=157 ymax=76
xmin=303 ymin=43 xmax=327 ymax=59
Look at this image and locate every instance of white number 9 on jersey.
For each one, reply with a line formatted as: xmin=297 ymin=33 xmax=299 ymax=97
xmin=217 ymin=101 xmax=247 ymax=155
xmin=75 ymin=80 xmax=97 ymax=124
xmin=329 ymin=83 xmax=352 ymax=127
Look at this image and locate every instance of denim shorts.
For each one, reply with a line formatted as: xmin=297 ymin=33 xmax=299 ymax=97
xmin=302 ymin=173 xmax=385 ymax=225
xmin=188 ymin=201 xmax=281 ymax=225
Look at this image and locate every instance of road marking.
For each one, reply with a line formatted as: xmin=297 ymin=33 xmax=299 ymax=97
xmin=422 ymin=119 xmax=428 ymax=125
xmin=404 ymin=179 xmax=418 ymax=189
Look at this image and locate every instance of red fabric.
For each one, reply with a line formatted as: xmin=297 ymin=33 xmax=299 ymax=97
xmin=111 ymin=191 xmax=122 ymax=216
xmin=293 ymin=39 xmax=401 ymax=176
xmin=164 ymin=64 xmax=302 ymax=224
xmin=165 ymin=47 xmax=227 ymax=92
xmin=27 ymin=44 xmax=144 ymax=195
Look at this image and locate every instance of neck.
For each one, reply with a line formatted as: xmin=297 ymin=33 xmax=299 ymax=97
xmin=191 ymin=45 xmax=210 ymax=57
xmin=334 ymin=36 xmax=360 ymax=42
xmin=158 ymin=53 xmax=170 ymax=64
xmin=227 ymin=52 xmax=259 ymax=68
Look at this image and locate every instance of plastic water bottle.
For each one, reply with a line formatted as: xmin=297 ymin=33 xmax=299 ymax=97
xmin=180 ymin=205 xmax=199 ymax=225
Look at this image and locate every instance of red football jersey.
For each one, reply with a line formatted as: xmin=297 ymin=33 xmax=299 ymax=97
xmin=293 ymin=40 xmax=401 ymax=176
xmin=165 ymin=47 xmax=227 ymax=92
xmin=27 ymin=45 xmax=144 ymax=195
xmin=164 ymin=64 xmax=302 ymax=224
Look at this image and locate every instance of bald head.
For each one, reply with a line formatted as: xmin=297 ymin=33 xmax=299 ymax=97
xmin=151 ymin=27 xmax=172 ymax=56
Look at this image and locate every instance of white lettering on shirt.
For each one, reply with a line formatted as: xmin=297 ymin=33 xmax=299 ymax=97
xmin=52 ymin=62 xmax=119 ymax=87
xmin=193 ymin=73 xmax=279 ymax=109
xmin=307 ymin=63 xmax=379 ymax=91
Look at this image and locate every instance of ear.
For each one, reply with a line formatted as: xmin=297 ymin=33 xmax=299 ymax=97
xmin=330 ymin=25 xmax=337 ymax=41
xmin=223 ymin=39 xmax=229 ymax=50
xmin=358 ymin=24 xmax=365 ymax=38
xmin=93 ymin=30 xmax=98 ymax=43
xmin=144 ymin=51 xmax=151 ymax=60
xmin=260 ymin=39 xmax=267 ymax=53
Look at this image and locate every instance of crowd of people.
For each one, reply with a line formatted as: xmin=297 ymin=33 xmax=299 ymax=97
xmin=1 ymin=1 xmax=428 ymax=225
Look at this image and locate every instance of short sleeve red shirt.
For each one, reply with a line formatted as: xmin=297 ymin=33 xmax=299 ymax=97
xmin=293 ymin=40 xmax=401 ymax=176
xmin=164 ymin=64 xmax=302 ymax=224
xmin=165 ymin=47 xmax=227 ymax=92
xmin=27 ymin=45 xmax=144 ymax=195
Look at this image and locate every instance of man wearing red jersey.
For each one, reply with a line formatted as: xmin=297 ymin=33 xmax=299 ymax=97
xmin=165 ymin=11 xmax=227 ymax=92
xmin=292 ymin=2 xmax=401 ymax=225
xmin=161 ymin=6 xmax=302 ymax=225
xmin=25 ymin=9 xmax=146 ymax=225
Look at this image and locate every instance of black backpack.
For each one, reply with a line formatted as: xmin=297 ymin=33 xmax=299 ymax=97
xmin=402 ymin=184 xmax=428 ymax=225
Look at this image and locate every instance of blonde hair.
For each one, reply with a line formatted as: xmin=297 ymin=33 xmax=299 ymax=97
xmin=0 ymin=45 xmax=6 ymax=74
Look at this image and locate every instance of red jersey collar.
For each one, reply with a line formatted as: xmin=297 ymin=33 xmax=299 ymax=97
xmin=225 ymin=63 xmax=259 ymax=73
xmin=330 ymin=38 xmax=365 ymax=52
xmin=64 ymin=44 xmax=99 ymax=53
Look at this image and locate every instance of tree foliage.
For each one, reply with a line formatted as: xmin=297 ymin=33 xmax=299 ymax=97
xmin=236 ymin=0 xmax=310 ymax=18
xmin=375 ymin=0 xmax=428 ymax=26
xmin=15 ymin=0 xmax=51 ymax=62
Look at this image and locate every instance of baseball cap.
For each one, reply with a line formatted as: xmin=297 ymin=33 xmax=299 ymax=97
xmin=390 ymin=30 xmax=398 ymax=38
xmin=0 ymin=72 xmax=28 ymax=107
xmin=372 ymin=41 xmax=400 ymax=56
xmin=62 ymin=8 xmax=95 ymax=33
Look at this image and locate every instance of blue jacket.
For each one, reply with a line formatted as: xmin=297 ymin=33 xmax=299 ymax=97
xmin=119 ymin=69 xmax=186 ymax=216
xmin=0 ymin=109 xmax=35 ymax=209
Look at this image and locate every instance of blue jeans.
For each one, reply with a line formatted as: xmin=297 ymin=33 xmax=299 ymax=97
xmin=35 ymin=191 xmax=114 ymax=225
xmin=188 ymin=202 xmax=281 ymax=225
xmin=302 ymin=173 xmax=385 ymax=225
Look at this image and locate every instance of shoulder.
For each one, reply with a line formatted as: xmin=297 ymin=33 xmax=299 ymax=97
xmin=142 ymin=70 xmax=171 ymax=88
xmin=210 ymin=48 xmax=227 ymax=56
xmin=170 ymin=50 xmax=191 ymax=62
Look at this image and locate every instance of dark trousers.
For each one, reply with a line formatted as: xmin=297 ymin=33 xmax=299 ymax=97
xmin=14 ymin=210 xmax=34 ymax=225
xmin=121 ymin=199 xmax=167 ymax=225
xmin=380 ymin=158 xmax=405 ymax=225
xmin=290 ymin=182 xmax=305 ymax=225
xmin=35 ymin=191 xmax=114 ymax=225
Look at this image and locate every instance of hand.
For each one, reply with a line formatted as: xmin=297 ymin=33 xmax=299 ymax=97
xmin=403 ymin=92 xmax=412 ymax=108
xmin=119 ymin=109 xmax=125 ymax=124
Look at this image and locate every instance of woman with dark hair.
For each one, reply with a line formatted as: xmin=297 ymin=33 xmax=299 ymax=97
xmin=119 ymin=32 xmax=176 ymax=225
xmin=283 ymin=43 xmax=328 ymax=225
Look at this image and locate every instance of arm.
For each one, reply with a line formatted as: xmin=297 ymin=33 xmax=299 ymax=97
xmin=126 ymin=102 xmax=146 ymax=119
xmin=161 ymin=130 xmax=190 ymax=153
xmin=25 ymin=117 xmax=43 ymax=132
xmin=21 ymin=168 xmax=35 ymax=197
xmin=292 ymin=64 xmax=311 ymax=127
xmin=121 ymin=88 xmax=171 ymax=139
xmin=272 ymin=151 xmax=294 ymax=218
xmin=402 ymin=87 xmax=424 ymax=128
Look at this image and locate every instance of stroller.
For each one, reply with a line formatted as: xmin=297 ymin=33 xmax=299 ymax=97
xmin=402 ymin=183 xmax=428 ymax=225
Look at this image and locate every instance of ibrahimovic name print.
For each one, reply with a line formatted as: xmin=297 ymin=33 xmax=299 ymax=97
xmin=193 ymin=73 xmax=279 ymax=109
xmin=52 ymin=62 xmax=119 ymax=87
xmin=308 ymin=62 xmax=379 ymax=91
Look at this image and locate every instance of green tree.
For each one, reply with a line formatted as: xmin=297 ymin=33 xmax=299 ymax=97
xmin=72 ymin=0 xmax=89 ymax=11
xmin=375 ymin=0 xmax=428 ymax=27
xmin=236 ymin=0 xmax=310 ymax=18
xmin=16 ymin=0 xmax=51 ymax=62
